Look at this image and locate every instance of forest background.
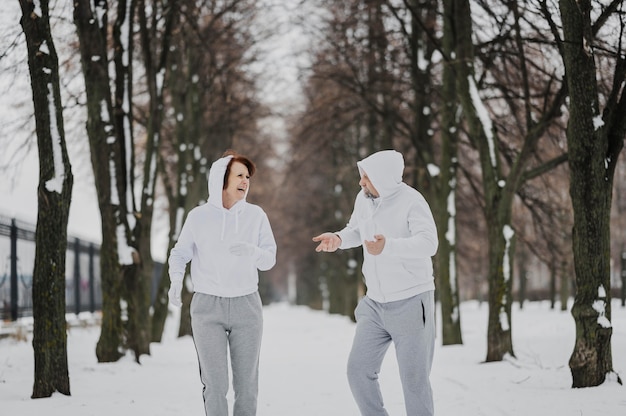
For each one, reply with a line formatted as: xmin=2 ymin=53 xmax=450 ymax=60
xmin=1 ymin=0 xmax=626 ymax=398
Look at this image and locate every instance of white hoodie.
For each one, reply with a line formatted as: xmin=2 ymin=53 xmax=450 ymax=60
xmin=168 ymin=155 xmax=277 ymax=297
xmin=336 ymin=150 xmax=438 ymax=303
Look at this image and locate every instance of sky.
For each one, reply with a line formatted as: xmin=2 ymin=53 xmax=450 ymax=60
xmin=1 ymin=300 xmax=625 ymax=415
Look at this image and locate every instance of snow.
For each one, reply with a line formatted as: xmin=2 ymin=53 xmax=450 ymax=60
xmin=593 ymin=115 xmax=605 ymax=130
xmin=595 ymin=285 xmax=612 ymax=329
xmin=115 ymin=223 xmax=135 ymax=266
xmin=1 ymin=300 xmax=624 ymax=415
xmin=427 ymin=164 xmax=440 ymax=177
xmin=45 ymin=82 xmax=65 ymax=194
xmin=467 ymin=76 xmax=497 ymax=169
xmin=502 ymin=225 xmax=515 ymax=282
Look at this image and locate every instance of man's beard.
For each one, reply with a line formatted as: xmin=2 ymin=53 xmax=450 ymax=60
xmin=363 ymin=187 xmax=378 ymax=199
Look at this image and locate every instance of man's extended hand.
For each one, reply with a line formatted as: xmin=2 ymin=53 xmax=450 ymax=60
xmin=312 ymin=233 xmax=341 ymax=253
xmin=364 ymin=234 xmax=385 ymax=255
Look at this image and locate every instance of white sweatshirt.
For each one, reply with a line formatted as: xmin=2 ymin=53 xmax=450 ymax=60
xmin=168 ymin=155 xmax=277 ymax=297
xmin=336 ymin=150 xmax=438 ymax=303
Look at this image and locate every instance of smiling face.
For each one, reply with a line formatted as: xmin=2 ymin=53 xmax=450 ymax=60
xmin=222 ymin=161 xmax=250 ymax=209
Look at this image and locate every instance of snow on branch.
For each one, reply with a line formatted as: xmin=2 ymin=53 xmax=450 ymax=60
xmin=468 ymin=76 xmax=497 ymax=169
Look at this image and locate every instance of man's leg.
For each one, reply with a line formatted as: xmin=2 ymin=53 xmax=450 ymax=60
xmin=229 ymin=292 xmax=264 ymax=416
xmin=347 ymin=297 xmax=391 ymax=416
xmin=388 ymin=291 xmax=435 ymax=416
xmin=191 ymin=293 xmax=230 ymax=416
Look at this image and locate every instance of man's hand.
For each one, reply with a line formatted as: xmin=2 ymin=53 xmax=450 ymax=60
xmin=312 ymin=233 xmax=341 ymax=253
xmin=364 ymin=234 xmax=385 ymax=255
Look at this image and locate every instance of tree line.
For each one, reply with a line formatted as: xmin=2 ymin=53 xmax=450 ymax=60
xmin=275 ymin=0 xmax=625 ymax=388
xmin=5 ymin=0 xmax=625 ymax=400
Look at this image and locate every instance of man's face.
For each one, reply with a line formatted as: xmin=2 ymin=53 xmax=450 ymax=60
xmin=359 ymin=172 xmax=379 ymax=199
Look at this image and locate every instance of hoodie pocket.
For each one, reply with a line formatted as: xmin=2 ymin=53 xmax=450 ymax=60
xmin=401 ymin=260 xmax=430 ymax=283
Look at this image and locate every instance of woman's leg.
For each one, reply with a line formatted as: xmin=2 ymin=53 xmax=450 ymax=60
xmin=191 ymin=293 xmax=230 ymax=416
xmin=228 ymin=292 xmax=264 ymax=416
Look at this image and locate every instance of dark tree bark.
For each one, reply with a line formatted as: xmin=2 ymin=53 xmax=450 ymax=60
xmin=438 ymin=0 xmax=462 ymax=345
xmin=558 ymin=0 xmax=625 ymax=387
xmin=518 ymin=244 xmax=528 ymax=309
xmin=560 ymin=260 xmax=570 ymax=312
xmin=18 ymin=0 xmax=73 ymax=398
xmin=73 ymin=0 xmax=134 ymax=362
xmin=450 ymin=0 xmax=568 ymax=361
xmin=111 ymin=0 xmax=147 ymax=363
xmin=621 ymin=249 xmax=626 ymax=307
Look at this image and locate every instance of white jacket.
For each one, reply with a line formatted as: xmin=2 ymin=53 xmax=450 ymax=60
xmin=168 ymin=155 xmax=277 ymax=297
xmin=336 ymin=150 xmax=438 ymax=303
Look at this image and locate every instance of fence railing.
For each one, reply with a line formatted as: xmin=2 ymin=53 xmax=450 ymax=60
xmin=1 ymin=215 xmax=102 ymax=321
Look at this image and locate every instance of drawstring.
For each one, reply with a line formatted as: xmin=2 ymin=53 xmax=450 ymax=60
xmin=219 ymin=205 xmax=241 ymax=240
xmin=220 ymin=210 xmax=226 ymax=240
xmin=368 ymin=196 xmax=383 ymax=218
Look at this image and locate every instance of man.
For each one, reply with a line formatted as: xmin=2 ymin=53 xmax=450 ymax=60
xmin=312 ymin=149 xmax=438 ymax=416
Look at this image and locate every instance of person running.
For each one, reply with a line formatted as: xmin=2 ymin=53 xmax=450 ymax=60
xmin=313 ymin=149 xmax=438 ymax=416
xmin=168 ymin=150 xmax=277 ymax=416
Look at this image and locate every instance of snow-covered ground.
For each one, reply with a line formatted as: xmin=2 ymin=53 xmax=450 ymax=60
xmin=1 ymin=300 xmax=625 ymax=415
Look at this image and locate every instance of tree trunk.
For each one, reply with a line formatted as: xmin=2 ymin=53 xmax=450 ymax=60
xmin=128 ymin=0 xmax=179 ymax=356
xmin=438 ymin=0 xmax=462 ymax=345
xmin=450 ymin=0 xmax=516 ymax=361
xmin=110 ymin=0 xmax=149 ymax=363
xmin=485 ymin=218 xmax=516 ymax=361
xmin=549 ymin=260 xmax=556 ymax=309
xmin=518 ymin=244 xmax=527 ymax=309
xmin=74 ymin=0 xmax=133 ymax=362
xmin=19 ymin=0 xmax=73 ymax=398
xmin=452 ymin=0 xmax=569 ymax=361
xmin=151 ymin=242 xmax=174 ymax=342
xmin=621 ymin=249 xmax=626 ymax=307
xmin=296 ymin=254 xmax=324 ymax=310
xmin=559 ymin=260 xmax=568 ymax=311
xmin=559 ymin=0 xmax=623 ymax=387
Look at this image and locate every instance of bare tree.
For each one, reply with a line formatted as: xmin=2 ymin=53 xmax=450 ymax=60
xmin=18 ymin=0 xmax=73 ymax=397
xmin=73 ymin=0 xmax=137 ymax=362
xmin=448 ymin=0 xmax=568 ymax=361
xmin=151 ymin=0 xmax=267 ymax=339
xmin=556 ymin=0 xmax=625 ymax=387
xmin=118 ymin=0 xmax=180 ymax=359
xmin=387 ymin=0 xmax=464 ymax=345
xmin=282 ymin=72 xmax=365 ymax=315
xmin=71 ymin=0 xmax=178 ymax=362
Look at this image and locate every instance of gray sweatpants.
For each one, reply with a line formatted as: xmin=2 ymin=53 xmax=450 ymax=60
xmin=190 ymin=292 xmax=263 ymax=416
xmin=347 ymin=291 xmax=435 ymax=416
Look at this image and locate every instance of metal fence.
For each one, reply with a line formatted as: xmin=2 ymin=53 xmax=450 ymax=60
xmin=0 ymin=215 xmax=102 ymax=321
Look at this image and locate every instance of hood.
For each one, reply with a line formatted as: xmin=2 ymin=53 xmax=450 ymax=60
xmin=357 ymin=150 xmax=404 ymax=198
xmin=207 ymin=154 xmax=234 ymax=209
xmin=206 ymin=154 xmax=247 ymax=239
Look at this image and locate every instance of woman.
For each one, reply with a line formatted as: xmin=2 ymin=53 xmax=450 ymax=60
xmin=168 ymin=150 xmax=277 ymax=416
